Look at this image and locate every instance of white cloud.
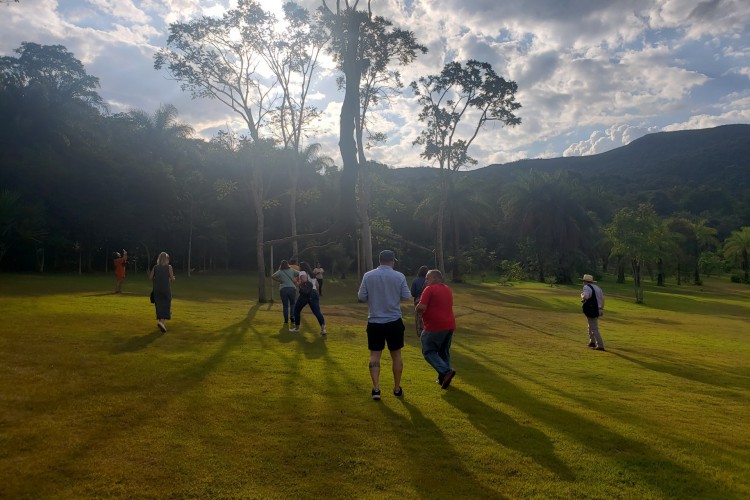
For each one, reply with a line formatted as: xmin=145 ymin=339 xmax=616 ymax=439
xmin=2 ymin=0 xmax=749 ymax=169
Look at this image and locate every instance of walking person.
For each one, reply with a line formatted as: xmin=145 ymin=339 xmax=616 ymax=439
xmin=411 ymin=265 xmax=429 ymax=335
xmin=149 ymin=252 xmax=175 ymax=333
xmin=415 ymin=269 xmax=457 ymax=389
xmin=271 ymin=260 xmax=299 ymax=327
xmin=113 ymin=249 xmax=128 ymax=293
xmin=312 ymin=262 xmax=325 ymax=296
xmin=580 ymin=274 xmax=606 ymax=351
xmin=357 ymin=250 xmax=412 ymax=400
xmin=291 ymin=262 xmax=326 ymax=335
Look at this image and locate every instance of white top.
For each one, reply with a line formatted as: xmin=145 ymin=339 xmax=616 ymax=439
xmin=299 ymin=271 xmax=318 ymax=291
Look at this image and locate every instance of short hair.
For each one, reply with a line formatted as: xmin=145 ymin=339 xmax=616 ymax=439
xmin=417 ymin=265 xmax=429 ymax=278
xmin=157 ymin=252 xmax=170 ymax=266
xmin=427 ymin=269 xmax=443 ymax=282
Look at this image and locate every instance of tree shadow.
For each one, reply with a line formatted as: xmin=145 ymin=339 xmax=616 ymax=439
xmin=378 ymin=400 xmax=507 ymax=499
xmin=443 ymin=387 xmax=575 ymax=481
xmin=451 ymin=345 xmax=734 ymax=498
xmin=610 ymin=347 xmax=750 ymax=390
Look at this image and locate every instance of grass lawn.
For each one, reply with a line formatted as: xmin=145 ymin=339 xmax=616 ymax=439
xmin=0 ymin=272 xmax=748 ymax=499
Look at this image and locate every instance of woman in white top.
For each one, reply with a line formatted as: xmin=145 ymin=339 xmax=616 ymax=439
xmin=312 ymin=262 xmax=325 ymax=296
xmin=291 ymin=261 xmax=326 ymax=335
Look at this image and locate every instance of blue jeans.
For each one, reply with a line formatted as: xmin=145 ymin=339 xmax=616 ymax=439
xmin=279 ymin=287 xmax=296 ymax=323
xmin=294 ymin=290 xmax=325 ymax=327
xmin=421 ymin=329 xmax=453 ymax=377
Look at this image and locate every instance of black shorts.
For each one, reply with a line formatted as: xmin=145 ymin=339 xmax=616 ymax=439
xmin=367 ymin=319 xmax=405 ymax=352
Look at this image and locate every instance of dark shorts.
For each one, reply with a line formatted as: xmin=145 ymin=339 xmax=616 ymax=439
xmin=367 ymin=319 xmax=405 ymax=352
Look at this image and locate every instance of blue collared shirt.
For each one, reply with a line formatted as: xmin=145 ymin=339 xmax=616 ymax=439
xmin=358 ymin=265 xmax=412 ymax=323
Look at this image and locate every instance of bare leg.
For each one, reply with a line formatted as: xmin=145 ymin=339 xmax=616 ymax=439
xmin=369 ymin=351 xmax=382 ymax=390
xmin=390 ymin=348 xmax=403 ymax=392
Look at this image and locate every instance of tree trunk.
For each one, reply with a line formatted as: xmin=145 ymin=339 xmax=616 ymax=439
xmin=676 ymin=263 xmax=682 ymax=285
xmin=537 ymin=252 xmax=545 ymax=283
xmin=356 ymin=127 xmax=373 ymax=276
xmin=451 ymin=211 xmax=462 ymax=282
xmin=252 ymin=167 xmax=267 ymax=303
xmin=617 ymin=256 xmax=625 ymax=283
xmin=436 ymin=172 xmax=448 ymax=272
xmin=632 ymin=258 xmax=643 ymax=303
xmin=336 ymin=13 xmax=363 ymax=238
xmin=657 ymin=258 xmax=665 ymax=286
xmin=187 ymin=201 xmax=193 ymax=278
xmin=290 ymin=163 xmax=300 ymax=258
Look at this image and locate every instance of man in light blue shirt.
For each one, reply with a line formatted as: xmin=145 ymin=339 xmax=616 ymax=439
xmin=358 ymin=250 xmax=412 ymax=400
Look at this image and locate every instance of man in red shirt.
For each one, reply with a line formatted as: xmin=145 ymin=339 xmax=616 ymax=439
xmin=415 ymin=269 xmax=457 ymax=389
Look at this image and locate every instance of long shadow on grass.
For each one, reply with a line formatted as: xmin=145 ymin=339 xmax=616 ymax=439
xmin=270 ymin=324 xmax=328 ymax=359
xmin=610 ymin=347 xmax=750 ymax=390
xmin=379 ymin=401 xmax=507 ymax=499
xmin=451 ymin=345 xmax=733 ymax=498
xmin=443 ymin=388 xmax=574 ymax=481
xmin=110 ymin=330 xmax=164 ymax=353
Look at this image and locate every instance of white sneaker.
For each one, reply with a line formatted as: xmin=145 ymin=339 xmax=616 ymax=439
xmin=289 ymin=325 xmax=299 ymax=332
xmin=158 ymin=321 xmax=167 ymax=333
xmin=320 ymin=327 xmax=327 ymax=335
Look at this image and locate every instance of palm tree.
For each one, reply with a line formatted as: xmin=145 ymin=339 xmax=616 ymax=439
xmin=502 ymin=171 xmax=594 ymax=283
xmin=723 ymin=227 xmax=750 ymax=283
xmin=288 ymin=143 xmax=334 ymax=258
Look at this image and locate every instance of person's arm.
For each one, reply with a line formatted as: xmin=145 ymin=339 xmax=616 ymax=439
xmin=416 ymin=286 xmax=430 ymax=314
xmin=168 ymin=265 xmax=175 ymax=282
xmin=400 ymin=276 xmax=412 ymax=301
xmin=271 ymin=271 xmax=282 ymax=283
xmin=357 ymin=277 xmax=368 ymax=302
xmin=148 ymin=266 xmax=154 ymax=280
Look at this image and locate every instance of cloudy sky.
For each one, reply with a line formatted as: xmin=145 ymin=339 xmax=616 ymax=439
xmin=3 ymin=0 xmax=750 ymax=168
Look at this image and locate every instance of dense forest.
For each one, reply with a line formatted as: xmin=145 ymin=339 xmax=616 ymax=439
xmin=2 ymin=27 xmax=749 ymax=300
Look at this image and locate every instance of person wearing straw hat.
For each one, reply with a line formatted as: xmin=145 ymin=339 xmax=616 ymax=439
xmin=580 ymin=274 xmax=605 ymax=351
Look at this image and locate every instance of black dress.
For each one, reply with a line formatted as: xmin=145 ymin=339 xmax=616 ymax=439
xmin=152 ymin=265 xmax=172 ymax=320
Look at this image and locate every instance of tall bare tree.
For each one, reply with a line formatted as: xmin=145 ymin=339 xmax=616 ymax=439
xmin=412 ymin=60 xmax=520 ymax=278
xmin=154 ymin=0 xmax=280 ymax=301
xmin=259 ymin=2 xmax=329 ymax=258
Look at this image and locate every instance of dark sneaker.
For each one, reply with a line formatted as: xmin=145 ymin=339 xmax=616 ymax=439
xmin=393 ymin=387 xmax=403 ymax=397
xmin=441 ymin=370 xmax=456 ymax=389
xmin=587 ymin=343 xmax=596 ymax=348
xmin=371 ymin=389 xmax=381 ymax=401
xmin=595 ymin=347 xmax=606 ymax=351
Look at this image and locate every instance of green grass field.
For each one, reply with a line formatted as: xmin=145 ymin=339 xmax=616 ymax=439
xmin=1 ymin=272 xmax=748 ymax=499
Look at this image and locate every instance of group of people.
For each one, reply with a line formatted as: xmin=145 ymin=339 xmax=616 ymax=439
xmin=358 ymin=250 xmax=457 ymax=400
xmin=118 ymin=246 xmax=606 ymax=399
xmin=271 ymin=260 xmax=327 ymax=335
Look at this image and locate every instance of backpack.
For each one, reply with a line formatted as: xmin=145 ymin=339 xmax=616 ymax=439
xmin=299 ymin=276 xmax=313 ymax=295
xmin=582 ymin=284 xmax=600 ymax=318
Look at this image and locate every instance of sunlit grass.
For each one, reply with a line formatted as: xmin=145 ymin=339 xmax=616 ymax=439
xmin=0 ymin=272 xmax=748 ymax=498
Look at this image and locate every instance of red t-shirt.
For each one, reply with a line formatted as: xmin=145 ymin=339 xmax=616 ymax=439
xmin=419 ymin=283 xmax=456 ymax=331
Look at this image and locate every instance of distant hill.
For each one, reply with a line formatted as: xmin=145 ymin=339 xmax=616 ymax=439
xmin=387 ymin=124 xmax=750 ymax=231
xmin=474 ymin=124 xmax=750 ymax=188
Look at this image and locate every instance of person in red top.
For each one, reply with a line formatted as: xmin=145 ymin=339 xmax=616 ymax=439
xmin=415 ymin=269 xmax=457 ymax=389
xmin=113 ymin=249 xmax=128 ymax=293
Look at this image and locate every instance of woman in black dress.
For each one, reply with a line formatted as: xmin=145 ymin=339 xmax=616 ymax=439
xmin=149 ymin=252 xmax=175 ymax=332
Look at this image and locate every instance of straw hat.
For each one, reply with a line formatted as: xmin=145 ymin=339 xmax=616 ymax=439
xmin=581 ymin=274 xmax=596 ymax=282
